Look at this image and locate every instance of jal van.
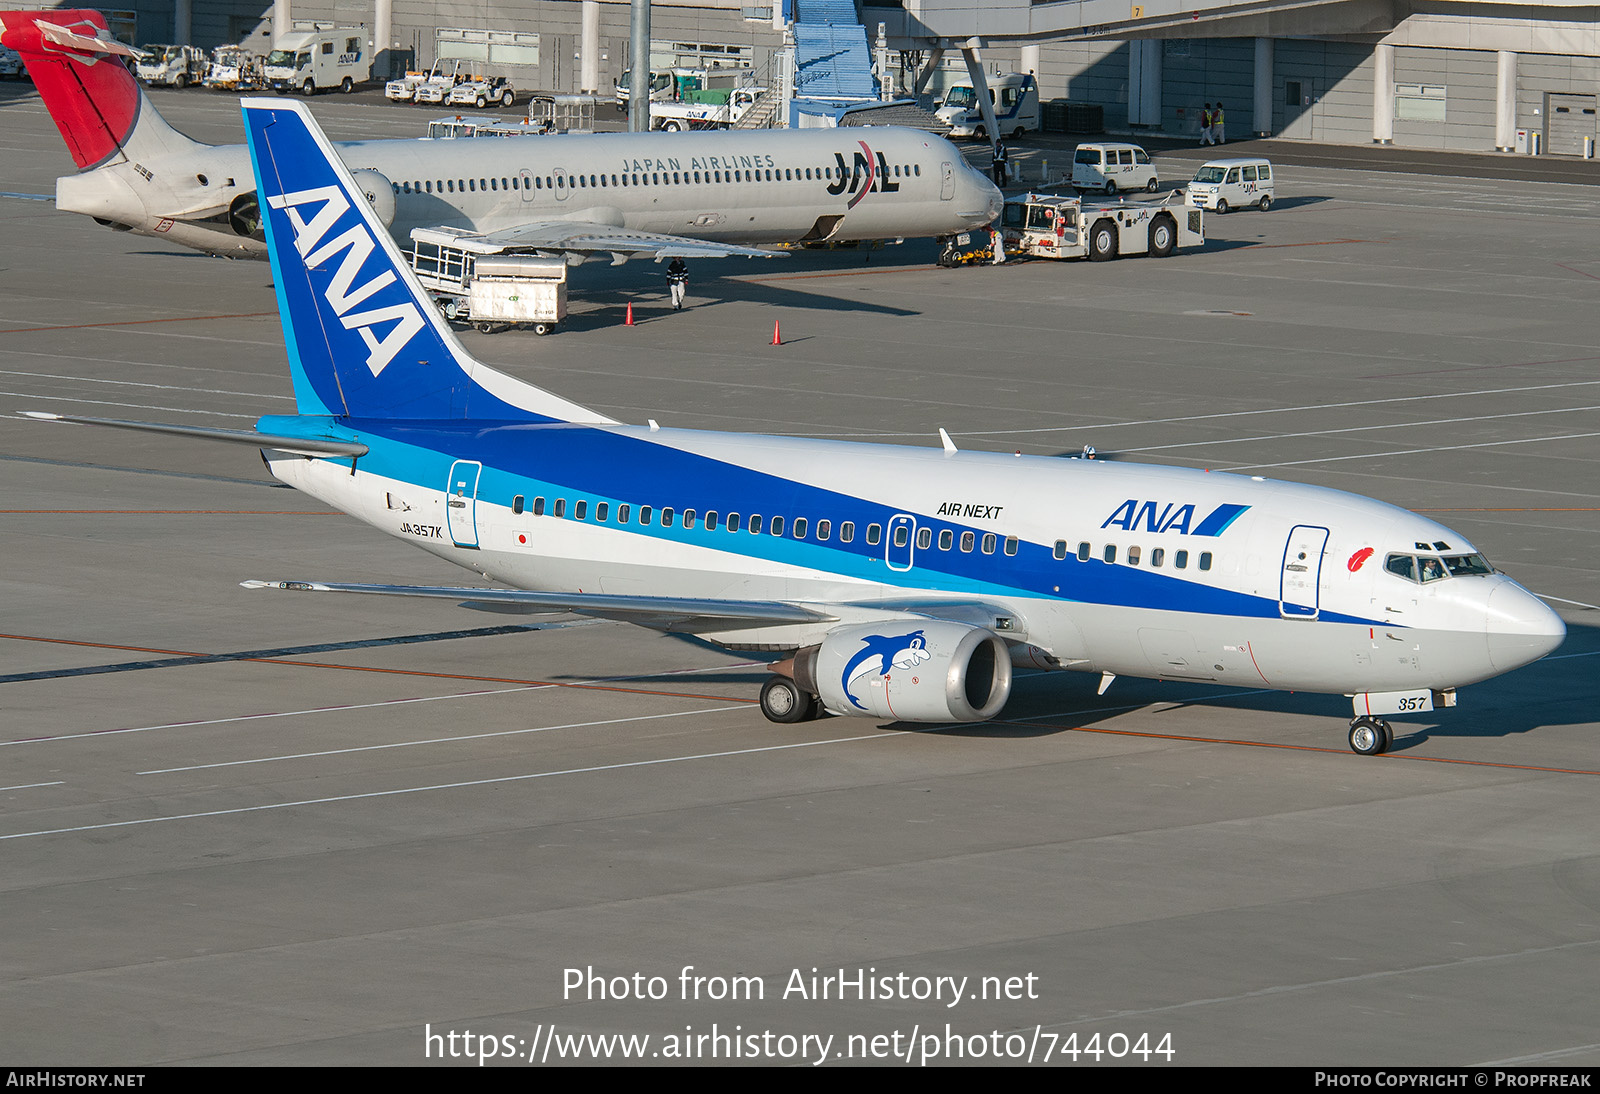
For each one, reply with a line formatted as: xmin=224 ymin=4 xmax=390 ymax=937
xmin=1184 ymin=158 xmax=1274 ymax=213
xmin=1070 ymin=143 xmax=1159 ymax=195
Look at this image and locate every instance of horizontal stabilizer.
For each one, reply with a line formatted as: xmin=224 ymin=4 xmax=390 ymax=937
xmin=22 ymin=411 xmax=368 ymax=457
xmin=242 ymin=579 xmax=835 ymax=627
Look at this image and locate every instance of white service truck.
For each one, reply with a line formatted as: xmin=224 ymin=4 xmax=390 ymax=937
xmin=999 ymin=192 xmax=1203 ymax=261
xmin=135 ymin=44 xmax=207 ymax=88
xmin=264 ymin=25 xmax=370 ymax=95
xmin=936 ymin=73 xmax=1039 ymax=140
xmin=650 ymin=86 xmax=767 ymax=131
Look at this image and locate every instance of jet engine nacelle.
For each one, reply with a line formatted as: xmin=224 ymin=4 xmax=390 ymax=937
xmin=349 ymin=169 xmax=396 ymax=227
xmin=797 ymin=620 xmax=1013 ymax=722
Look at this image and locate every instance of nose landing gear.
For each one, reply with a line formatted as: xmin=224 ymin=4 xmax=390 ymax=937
xmin=1348 ymin=716 xmax=1393 ymax=756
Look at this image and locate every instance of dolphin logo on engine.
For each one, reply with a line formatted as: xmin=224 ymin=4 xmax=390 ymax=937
xmin=841 ymin=630 xmax=931 ymax=710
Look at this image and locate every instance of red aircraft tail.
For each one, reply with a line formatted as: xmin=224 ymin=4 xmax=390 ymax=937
xmin=0 ymin=10 xmax=201 ymax=170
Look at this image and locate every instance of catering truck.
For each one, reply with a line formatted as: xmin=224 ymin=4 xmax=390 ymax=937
xmin=999 ymin=192 xmax=1203 ymax=261
xmin=264 ymin=24 xmax=370 ymax=95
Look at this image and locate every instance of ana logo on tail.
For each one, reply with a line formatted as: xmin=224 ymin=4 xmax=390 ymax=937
xmin=265 ymin=184 xmax=425 ymax=377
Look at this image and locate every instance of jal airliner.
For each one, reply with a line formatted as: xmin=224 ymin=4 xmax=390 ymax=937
xmin=0 ymin=9 xmax=1002 ymax=263
xmin=25 ymin=98 xmax=1566 ymax=757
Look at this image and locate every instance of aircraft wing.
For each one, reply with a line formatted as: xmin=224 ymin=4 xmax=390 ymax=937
xmin=241 ymin=579 xmax=833 ymax=630
xmin=465 ymin=220 xmax=787 ymax=261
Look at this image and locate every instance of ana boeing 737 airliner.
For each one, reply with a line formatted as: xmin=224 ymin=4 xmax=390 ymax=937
xmin=25 ymin=98 xmax=1566 ymax=756
xmin=0 ymin=10 xmax=1001 ymax=264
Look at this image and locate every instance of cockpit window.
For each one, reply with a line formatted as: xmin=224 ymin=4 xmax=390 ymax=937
xmin=1385 ymin=553 xmax=1416 ymax=581
xmin=1444 ymin=554 xmax=1492 ymax=577
xmin=1385 ymin=551 xmax=1492 ymax=584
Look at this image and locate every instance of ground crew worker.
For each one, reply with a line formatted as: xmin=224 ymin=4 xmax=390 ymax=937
xmin=667 ymin=257 xmax=688 ymax=310
xmin=991 ymin=141 xmax=1009 ymax=187
xmin=990 ymin=222 xmax=1005 ymax=265
xmin=1200 ymin=103 xmax=1214 ymax=145
xmin=1213 ymin=102 xmax=1226 ymax=144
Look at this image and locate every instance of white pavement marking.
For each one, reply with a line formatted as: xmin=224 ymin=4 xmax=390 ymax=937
xmin=0 ymin=733 xmax=888 ymax=842
xmin=137 ymin=704 xmax=750 ymax=773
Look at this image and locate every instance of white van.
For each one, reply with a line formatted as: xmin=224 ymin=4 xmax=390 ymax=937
xmin=1184 ymin=158 xmax=1274 ymax=213
xmin=1071 ymin=143 xmax=1159 ymax=195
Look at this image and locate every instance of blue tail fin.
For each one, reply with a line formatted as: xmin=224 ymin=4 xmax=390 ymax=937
xmin=241 ymin=98 xmax=611 ymax=424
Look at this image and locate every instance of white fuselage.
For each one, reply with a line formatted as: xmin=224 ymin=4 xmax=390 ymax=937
xmin=57 ymin=126 xmax=1003 ymax=259
xmin=260 ymin=423 xmax=1564 ymax=697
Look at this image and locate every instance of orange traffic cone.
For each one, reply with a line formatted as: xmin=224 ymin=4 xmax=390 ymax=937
xmin=624 ymin=301 xmax=635 ymax=326
xmin=770 ymin=319 xmax=781 ymax=346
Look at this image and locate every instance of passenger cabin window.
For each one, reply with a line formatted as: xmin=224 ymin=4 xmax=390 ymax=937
xmin=839 ymin=522 xmax=854 ymax=543
xmin=533 ymin=497 xmax=546 ymax=516
xmin=574 ymin=500 xmax=587 ymax=520
xmin=1199 ymin=552 xmax=1213 ymax=571
xmin=1077 ymin=542 xmax=1091 ymax=562
xmin=916 ymin=528 xmax=931 ymax=549
xmin=1102 ymin=545 xmax=1116 ymax=564
xmin=866 ymin=524 xmax=881 ymax=546
xmin=512 ymin=495 xmax=525 ymax=515
xmin=794 ymin=517 xmax=808 ymax=538
xmin=553 ymin=498 xmax=566 ymax=518
xmin=1053 ymin=539 xmax=1068 ymax=560
xmin=1127 ymin=546 xmax=1141 ymax=566
xmin=770 ymin=516 xmax=784 ymax=536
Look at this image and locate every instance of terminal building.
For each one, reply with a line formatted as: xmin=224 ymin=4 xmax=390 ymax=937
xmin=3 ymin=0 xmax=1596 ymax=155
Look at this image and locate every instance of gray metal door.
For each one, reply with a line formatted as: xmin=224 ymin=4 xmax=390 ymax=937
xmin=1546 ymin=93 xmax=1598 ymax=157
xmin=941 ymin=161 xmax=954 ymax=200
xmin=1281 ymin=79 xmax=1319 ymax=141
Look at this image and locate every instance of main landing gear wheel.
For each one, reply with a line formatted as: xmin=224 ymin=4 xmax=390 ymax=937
xmin=1348 ymin=716 xmax=1393 ymax=756
xmin=760 ymin=676 xmax=818 ymax=724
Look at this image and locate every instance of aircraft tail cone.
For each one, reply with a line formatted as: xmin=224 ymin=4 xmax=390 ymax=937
xmin=771 ymin=319 xmax=781 ymax=346
xmin=625 ymin=301 xmax=635 ymax=326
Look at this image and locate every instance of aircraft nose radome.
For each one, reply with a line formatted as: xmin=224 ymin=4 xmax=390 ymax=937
xmin=1485 ymin=582 xmax=1566 ymax=672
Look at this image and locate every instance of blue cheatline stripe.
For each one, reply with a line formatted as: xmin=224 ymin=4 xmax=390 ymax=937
xmin=299 ymin=417 xmax=1381 ymax=626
